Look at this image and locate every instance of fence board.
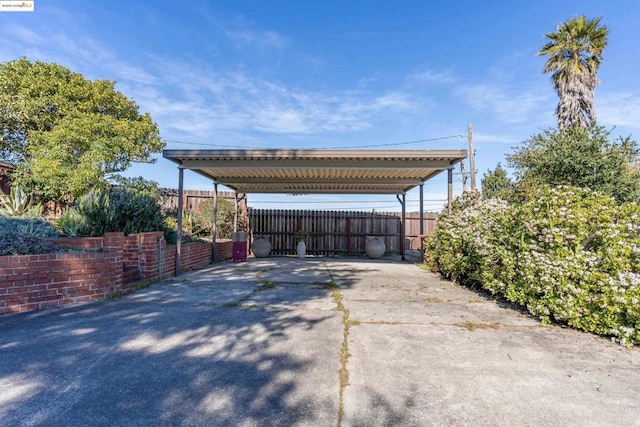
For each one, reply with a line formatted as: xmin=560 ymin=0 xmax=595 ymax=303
xmin=162 ymin=189 xmax=236 ymax=210
xmin=248 ymin=209 xmax=436 ymax=256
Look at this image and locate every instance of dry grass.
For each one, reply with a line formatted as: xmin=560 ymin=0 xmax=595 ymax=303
xmin=454 ymin=321 xmax=501 ymax=331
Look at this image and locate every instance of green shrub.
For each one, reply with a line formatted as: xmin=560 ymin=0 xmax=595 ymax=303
xmin=163 ymin=198 xmax=241 ymax=241
xmin=507 ymin=124 xmax=640 ymax=203
xmin=0 ymin=232 xmax=60 ymax=255
xmin=0 ymin=186 xmax=43 ymax=217
xmin=0 ymin=216 xmax=59 ymax=237
xmin=426 ymin=186 xmax=640 ymax=346
xmin=58 ymin=188 xmax=165 ymax=236
xmin=425 ymin=190 xmax=513 ymax=290
xmin=190 ymin=198 xmax=241 ymax=239
xmin=162 ymin=213 xmax=195 ymax=244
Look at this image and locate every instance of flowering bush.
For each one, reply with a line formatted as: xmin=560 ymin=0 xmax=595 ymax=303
xmin=426 ymin=186 xmax=640 ymax=346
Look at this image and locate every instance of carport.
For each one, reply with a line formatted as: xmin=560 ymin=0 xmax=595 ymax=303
xmin=163 ymin=148 xmax=467 ymax=273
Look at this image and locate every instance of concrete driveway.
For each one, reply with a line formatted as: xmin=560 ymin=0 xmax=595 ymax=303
xmin=1 ymin=257 xmax=639 ymax=426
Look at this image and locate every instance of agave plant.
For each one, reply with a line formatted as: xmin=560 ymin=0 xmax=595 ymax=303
xmin=0 ymin=186 xmax=42 ymax=217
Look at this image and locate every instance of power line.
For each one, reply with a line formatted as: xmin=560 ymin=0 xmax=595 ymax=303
xmin=164 ymin=139 xmax=245 ymax=148
xmin=164 ymin=134 xmax=465 ymax=149
xmin=247 ymin=199 xmax=447 ymax=204
xmin=322 ymin=135 xmax=465 ymax=149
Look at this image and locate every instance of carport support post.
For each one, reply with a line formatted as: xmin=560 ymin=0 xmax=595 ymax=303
xmin=447 ymin=167 xmax=453 ymax=214
xmin=419 ymin=183 xmax=424 ymax=236
xmin=397 ymin=193 xmax=406 ymax=261
xmin=233 ymin=192 xmax=239 ymax=233
xmin=420 ymin=183 xmax=425 ymax=259
xmin=176 ymin=167 xmax=184 ymax=276
xmin=211 ymin=182 xmax=218 ymax=262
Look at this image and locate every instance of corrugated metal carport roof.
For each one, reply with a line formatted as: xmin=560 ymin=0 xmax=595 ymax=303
xmin=163 ymin=149 xmax=467 ymax=194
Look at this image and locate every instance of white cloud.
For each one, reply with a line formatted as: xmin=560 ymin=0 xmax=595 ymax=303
xmin=226 ymin=29 xmax=288 ymax=51
xmin=121 ymin=56 xmax=420 ymax=139
xmin=597 ymin=91 xmax=640 ymax=129
xmin=455 ymin=82 xmax=552 ymax=124
xmin=472 ymin=132 xmax=521 ymax=145
xmin=408 ymin=69 xmax=457 ymax=85
xmin=0 ymin=22 xmax=424 ymax=145
xmin=5 ymin=24 xmax=44 ymax=45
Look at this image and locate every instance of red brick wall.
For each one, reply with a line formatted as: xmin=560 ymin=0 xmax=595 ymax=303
xmin=122 ymin=234 xmax=140 ymax=270
xmin=49 ymin=237 xmax=103 ymax=251
xmin=214 ymin=241 xmax=233 ymax=262
xmin=0 ymin=232 xmax=234 ymax=315
xmin=0 ymin=232 xmax=123 ymax=314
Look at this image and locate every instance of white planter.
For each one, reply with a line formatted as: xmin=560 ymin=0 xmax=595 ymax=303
xmin=297 ymin=241 xmax=306 ymax=258
xmin=251 ymin=238 xmax=272 ymax=258
xmin=365 ymin=236 xmax=386 ymax=259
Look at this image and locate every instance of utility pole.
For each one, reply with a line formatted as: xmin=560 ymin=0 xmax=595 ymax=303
xmin=468 ymin=123 xmax=477 ymax=191
xmin=460 ymin=161 xmax=468 ymax=190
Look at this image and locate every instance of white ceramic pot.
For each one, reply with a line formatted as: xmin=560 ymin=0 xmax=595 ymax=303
xmin=297 ymin=241 xmax=306 ymax=258
xmin=251 ymin=238 xmax=272 ymax=258
xmin=365 ymin=237 xmax=386 ymax=259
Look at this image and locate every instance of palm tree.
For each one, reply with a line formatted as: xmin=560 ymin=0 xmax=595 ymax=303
xmin=538 ymin=15 xmax=609 ymax=129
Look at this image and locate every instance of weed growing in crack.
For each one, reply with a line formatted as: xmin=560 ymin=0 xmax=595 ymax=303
xmin=240 ymin=302 xmax=259 ymax=309
xmin=222 ymin=301 xmax=240 ymax=307
xmin=331 ymin=286 xmax=351 ymax=426
xmin=256 ymin=280 xmax=277 ymax=291
xmin=454 ymin=321 xmax=501 ymax=331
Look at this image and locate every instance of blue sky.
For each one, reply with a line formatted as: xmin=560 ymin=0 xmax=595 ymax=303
xmin=1 ymin=0 xmax=639 ymax=211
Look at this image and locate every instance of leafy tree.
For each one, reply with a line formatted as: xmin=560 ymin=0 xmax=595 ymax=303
xmin=538 ymin=15 xmax=609 ymax=129
xmin=481 ymin=163 xmax=514 ymax=200
xmin=57 ymin=187 xmax=165 ymax=237
xmin=190 ymin=198 xmax=239 ymax=240
xmin=109 ymin=175 xmax=164 ymax=201
xmin=0 ymin=58 xmax=164 ymax=205
xmin=507 ymin=124 xmax=640 ymax=203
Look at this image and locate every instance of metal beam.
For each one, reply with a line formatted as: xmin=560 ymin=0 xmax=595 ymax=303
xmin=234 ymin=192 xmax=239 ymax=233
xmin=176 ymin=167 xmax=184 ymax=276
xmin=228 ymin=188 xmax=422 ymax=194
xmin=213 ymin=177 xmax=426 ymax=185
xmin=180 ymin=159 xmax=457 ymax=170
xmin=164 ymin=148 xmax=468 ymax=160
xmin=211 ymin=182 xmax=218 ymax=263
xmin=419 ymin=183 xmax=424 ymax=235
xmin=420 ymin=183 xmax=424 ymax=261
xmin=397 ymin=194 xmax=406 ymax=261
xmin=447 ymin=168 xmax=453 ymax=214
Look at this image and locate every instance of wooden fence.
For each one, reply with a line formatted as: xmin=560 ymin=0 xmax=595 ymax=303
xmin=404 ymin=211 xmax=439 ymax=249
xmin=248 ymin=209 xmax=438 ymax=256
xmin=161 ymin=189 xmax=238 ymax=210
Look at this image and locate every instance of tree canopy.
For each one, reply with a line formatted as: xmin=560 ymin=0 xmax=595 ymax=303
xmin=0 ymin=58 xmax=164 ymax=204
xmin=480 ymin=163 xmax=514 ymax=200
xmin=538 ymin=15 xmax=609 ymax=129
xmin=507 ymin=124 xmax=640 ymax=203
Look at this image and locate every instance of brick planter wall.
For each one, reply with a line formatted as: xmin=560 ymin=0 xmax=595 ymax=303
xmin=0 ymin=232 xmax=234 ymax=315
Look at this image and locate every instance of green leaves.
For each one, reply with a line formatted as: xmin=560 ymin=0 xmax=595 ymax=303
xmin=507 ymin=124 xmax=640 ymax=203
xmin=481 ymin=163 xmax=514 ymax=200
xmin=0 ymin=186 xmax=42 ymax=217
xmin=427 ymin=187 xmax=640 ymax=346
xmin=0 ymin=57 xmax=164 ymax=205
xmin=0 ymin=216 xmax=60 ymax=255
xmin=538 ymin=15 xmax=609 ymax=128
xmin=57 ymin=187 xmax=165 ymax=237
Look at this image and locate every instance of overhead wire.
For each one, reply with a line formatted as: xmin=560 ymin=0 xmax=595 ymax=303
xmin=321 ymin=135 xmax=465 ymax=149
xmin=164 ymin=134 xmax=465 ymax=149
xmin=246 ymin=199 xmax=447 ymax=204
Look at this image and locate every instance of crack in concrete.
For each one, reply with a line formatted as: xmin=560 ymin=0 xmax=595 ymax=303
xmin=323 ymin=262 xmax=350 ymax=427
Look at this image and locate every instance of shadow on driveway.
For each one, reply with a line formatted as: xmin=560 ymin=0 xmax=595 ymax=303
xmin=2 ymin=256 xmax=640 ymax=426
xmin=0 ymin=257 xmax=364 ymax=426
